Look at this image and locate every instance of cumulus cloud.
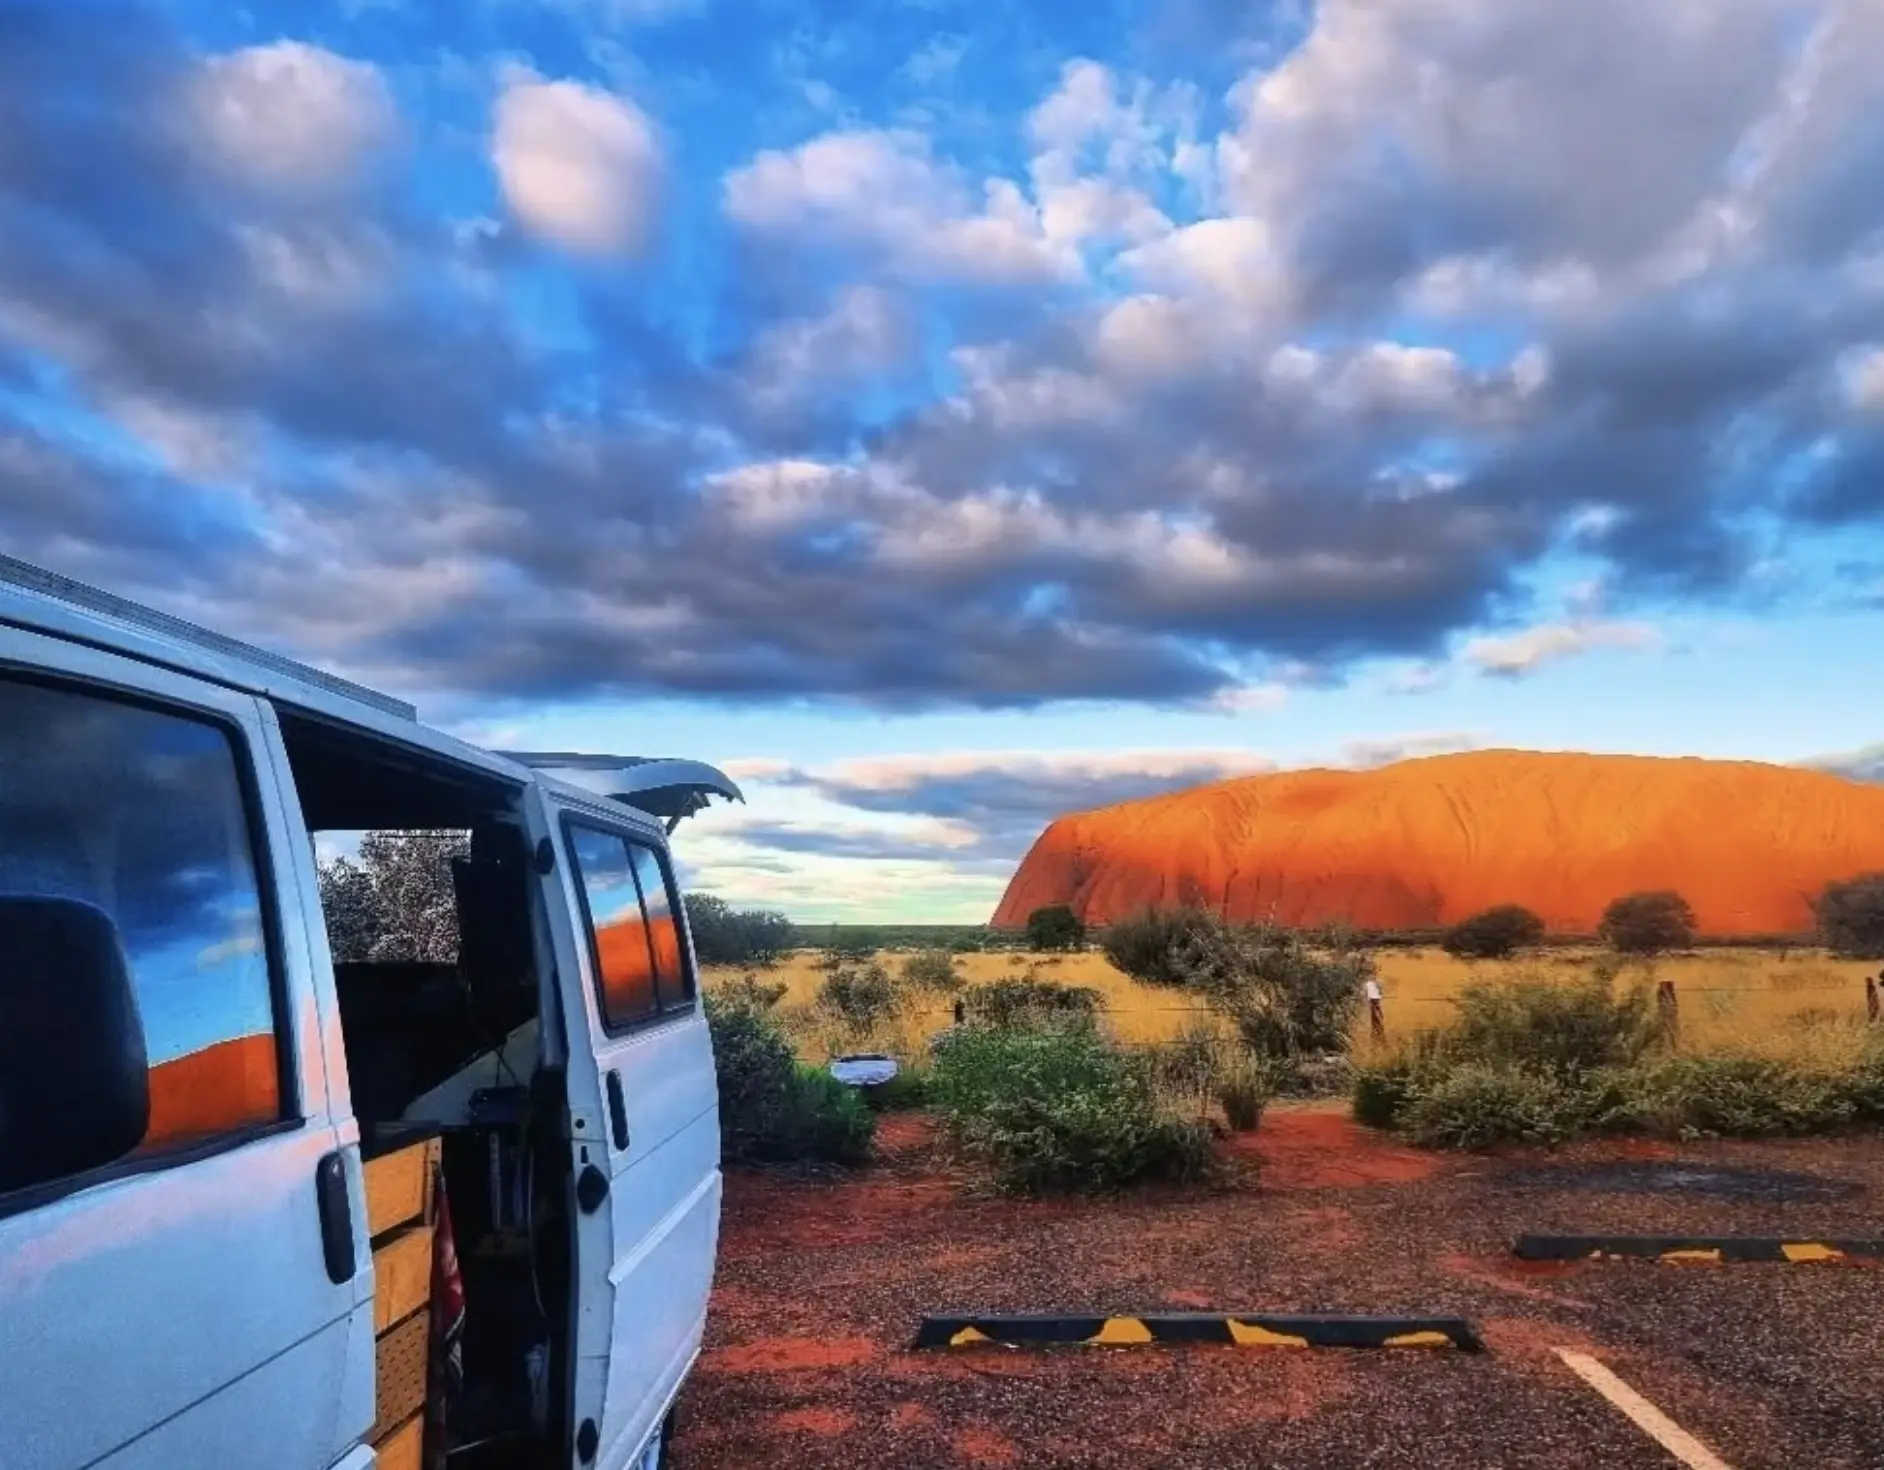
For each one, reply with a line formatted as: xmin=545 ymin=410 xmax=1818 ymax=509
xmin=1462 ymin=620 xmax=1665 ymax=678
xmin=1 ymin=1 xmax=1881 ymax=717
xmin=492 ymin=69 xmax=662 ymax=258
xmin=187 ymin=41 xmax=396 ymax=197
xmin=723 ymin=130 xmax=1072 ymax=285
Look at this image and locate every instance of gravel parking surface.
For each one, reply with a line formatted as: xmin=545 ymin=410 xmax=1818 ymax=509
xmin=674 ymin=1107 xmax=1884 ymax=1469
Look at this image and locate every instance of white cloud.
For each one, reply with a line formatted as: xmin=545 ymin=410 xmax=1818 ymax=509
xmin=492 ymin=69 xmax=662 ymax=258
xmin=723 ymin=130 xmax=1074 ymax=284
xmin=1840 ymin=346 xmax=1884 ymax=414
xmin=743 ymin=286 xmax=913 ymax=409
xmin=1462 ymin=619 xmax=1664 ymax=677
xmin=1338 ymin=732 xmax=1481 ymax=768
xmin=1119 ymin=216 xmax=1291 ymax=317
xmin=188 ymin=42 xmax=395 ymax=196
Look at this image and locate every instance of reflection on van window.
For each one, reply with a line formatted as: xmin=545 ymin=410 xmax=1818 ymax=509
xmin=568 ymin=825 xmax=693 ymax=1029
xmin=628 ymin=843 xmax=690 ymax=1010
xmin=0 ymin=678 xmax=282 ymax=1154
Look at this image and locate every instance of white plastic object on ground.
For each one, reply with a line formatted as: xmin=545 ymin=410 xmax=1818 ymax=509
xmin=829 ymin=1054 xmax=899 ymax=1087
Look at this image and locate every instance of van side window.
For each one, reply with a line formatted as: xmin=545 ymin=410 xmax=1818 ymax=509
xmin=0 ymin=676 xmax=286 ymax=1166
xmin=566 ymin=822 xmax=695 ymax=1031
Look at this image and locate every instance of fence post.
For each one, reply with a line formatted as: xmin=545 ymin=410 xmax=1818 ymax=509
xmin=1369 ymin=995 xmax=1385 ymax=1042
xmin=1867 ymin=975 xmax=1880 ymax=1026
xmin=1656 ymin=979 xmax=1678 ymax=1042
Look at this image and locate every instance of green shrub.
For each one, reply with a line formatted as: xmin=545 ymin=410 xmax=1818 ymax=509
xmin=816 ymin=961 xmax=901 ymax=1033
xmin=1353 ymin=1059 xmax=1419 ymax=1129
xmin=1447 ymin=975 xmax=1656 ymax=1079
xmin=705 ymin=996 xmax=877 ymax=1165
xmin=1442 ymin=904 xmax=1546 ymax=960
xmin=962 ymin=976 xmax=1101 ymax=1031
xmin=901 ymin=949 xmax=963 ymax=993
xmin=866 ymin=1065 xmax=934 ymax=1112
xmin=1599 ymin=890 xmax=1696 ymax=955
xmin=715 ymin=972 xmax=788 ymax=1011
xmin=1101 ymin=907 xmax=1221 ymax=986
xmin=1842 ymin=1035 xmax=1884 ymax=1122
xmin=1815 ymin=872 xmax=1884 ymax=958
xmin=1025 ymin=904 xmax=1087 ymax=952
xmin=933 ymin=1028 xmax=1214 ymax=1194
xmin=1627 ymin=1055 xmax=1855 ymax=1138
xmin=1171 ymin=920 xmax=1370 ymax=1061
xmin=1400 ymin=1064 xmax=1591 ymax=1149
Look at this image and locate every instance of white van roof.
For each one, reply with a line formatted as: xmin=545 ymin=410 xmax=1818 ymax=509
xmin=0 ymin=555 xmax=742 ymax=823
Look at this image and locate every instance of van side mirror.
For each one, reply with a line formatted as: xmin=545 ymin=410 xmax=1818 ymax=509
xmin=0 ymin=897 xmax=150 ymax=1194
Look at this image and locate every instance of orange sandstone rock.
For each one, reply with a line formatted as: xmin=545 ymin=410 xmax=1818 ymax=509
xmin=990 ymin=749 xmax=1884 ymax=936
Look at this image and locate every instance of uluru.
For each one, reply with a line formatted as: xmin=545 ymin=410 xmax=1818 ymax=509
xmin=991 ymin=750 xmax=1884 ymax=936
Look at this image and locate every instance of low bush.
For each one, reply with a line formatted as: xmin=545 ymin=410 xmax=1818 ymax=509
xmin=1171 ymin=920 xmax=1371 ymax=1062
xmin=816 ymin=961 xmax=901 ymax=1033
xmin=1442 ymin=904 xmax=1546 ymax=960
xmin=715 ymin=972 xmax=788 ymax=1011
xmin=900 ymin=949 xmax=963 ymax=993
xmin=1400 ymin=1064 xmax=1592 ymax=1149
xmin=1626 ymin=1055 xmax=1855 ymax=1139
xmin=962 ymin=976 xmax=1101 ymax=1031
xmin=1352 ymin=1059 xmax=1419 ymax=1130
xmin=1599 ymin=890 xmax=1696 ymax=955
xmin=705 ymin=996 xmax=876 ymax=1165
xmin=1447 ymin=975 xmax=1655 ymax=1079
xmin=933 ymin=1028 xmax=1215 ymax=1194
xmin=1102 ymin=907 xmax=1222 ymax=987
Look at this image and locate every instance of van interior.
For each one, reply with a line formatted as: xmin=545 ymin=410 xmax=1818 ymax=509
xmin=279 ymin=711 xmax=572 ymax=1470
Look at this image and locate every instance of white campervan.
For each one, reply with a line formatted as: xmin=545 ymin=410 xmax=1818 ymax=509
xmin=0 ymin=556 xmax=738 ymax=1470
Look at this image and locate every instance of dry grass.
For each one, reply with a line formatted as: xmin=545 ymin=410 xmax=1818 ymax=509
xmin=704 ymin=944 xmax=1881 ymax=1065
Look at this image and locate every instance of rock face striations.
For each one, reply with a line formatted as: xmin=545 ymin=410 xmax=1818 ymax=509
xmin=991 ymin=750 xmax=1884 ymax=936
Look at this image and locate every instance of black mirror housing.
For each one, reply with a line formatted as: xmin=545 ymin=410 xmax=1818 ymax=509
xmin=0 ymin=897 xmax=150 ymax=1194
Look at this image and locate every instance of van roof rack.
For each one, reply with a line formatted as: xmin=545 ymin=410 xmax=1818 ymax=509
xmin=0 ymin=552 xmax=418 ymax=722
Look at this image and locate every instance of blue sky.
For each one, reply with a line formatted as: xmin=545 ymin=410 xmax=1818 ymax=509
xmin=4 ymin=0 xmax=1883 ymax=921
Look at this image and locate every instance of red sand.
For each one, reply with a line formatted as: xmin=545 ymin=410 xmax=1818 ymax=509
xmin=992 ymin=748 xmax=1884 ymax=934
xmin=703 ymin=1337 xmax=879 ymax=1374
xmin=1239 ymin=1108 xmax=1445 ymax=1189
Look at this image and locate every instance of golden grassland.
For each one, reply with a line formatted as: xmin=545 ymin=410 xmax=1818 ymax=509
xmin=705 ymin=944 xmax=1883 ymax=1066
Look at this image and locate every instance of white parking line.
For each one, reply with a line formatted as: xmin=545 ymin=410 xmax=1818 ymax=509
xmin=1556 ymin=1351 xmax=1736 ymax=1470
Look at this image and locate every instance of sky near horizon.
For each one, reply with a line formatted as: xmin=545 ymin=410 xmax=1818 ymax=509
xmin=4 ymin=0 xmax=1883 ymax=922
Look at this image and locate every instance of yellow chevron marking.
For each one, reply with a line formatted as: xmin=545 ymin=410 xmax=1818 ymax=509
xmin=1383 ymin=1331 xmax=1453 ymax=1348
xmin=1781 ymin=1242 xmax=1842 ymax=1263
xmin=1227 ymin=1320 xmax=1310 ymax=1348
xmin=1088 ymin=1317 xmax=1155 ymax=1345
xmin=1660 ymin=1250 xmax=1723 ymax=1265
xmin=948 ymin=1326 xmax=996 ymax=1347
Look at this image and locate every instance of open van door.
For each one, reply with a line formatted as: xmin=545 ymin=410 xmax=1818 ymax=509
xmin=515 ymin=758 xmax=735 ymax=1469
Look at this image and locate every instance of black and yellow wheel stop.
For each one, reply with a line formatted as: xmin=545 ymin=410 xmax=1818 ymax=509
xmin=912 ymin=1313 xmax=1483 ymax=1351
xmin=1514 ymin=1234 xmax=1884 ymax=1264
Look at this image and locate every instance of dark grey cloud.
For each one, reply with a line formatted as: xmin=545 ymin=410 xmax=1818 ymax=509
xmin=1802 ymin=745 xmax=1884 ymax=784
xmin=2 ymin=1 xmax=1882 ymax=713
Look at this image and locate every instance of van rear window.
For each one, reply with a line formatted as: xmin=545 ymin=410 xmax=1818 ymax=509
xmin=566 ymin=822 xmax=695 ymax=1031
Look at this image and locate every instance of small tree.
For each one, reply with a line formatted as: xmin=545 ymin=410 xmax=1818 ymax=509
xmin=316 ymin=830 xmax=467 ymax=963
xmin=1102 ymin=906 xmax=1218 ymax=986
xmin=1442 ymin=904 xmax=1546 ymax=960
xmin=1815 ymin=872 xmax=1884 ymax=958
xmin=1171 ymin=920 xmax=1370 ymax=1061
xmin=1025 ymin=903 xmax=1086 ymax=952
xmin=1599 ymin=890 xmax=1696 ymax=955
xmin=683 ymin=893 xmax=796 ymax=967
xmin=816 ymin=962 xmax=901 ymax=1034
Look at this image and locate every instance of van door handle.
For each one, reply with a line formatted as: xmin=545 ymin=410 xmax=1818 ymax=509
xmin=315 ymin=1151 xmax=356 ymax=1284
xmin=606 ymin=1069 xmax=630 ymax=1151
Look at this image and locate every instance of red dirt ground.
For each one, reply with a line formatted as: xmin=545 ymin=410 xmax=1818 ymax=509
xmin=676 ymin=1104 xmax=1884 ymax=1469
